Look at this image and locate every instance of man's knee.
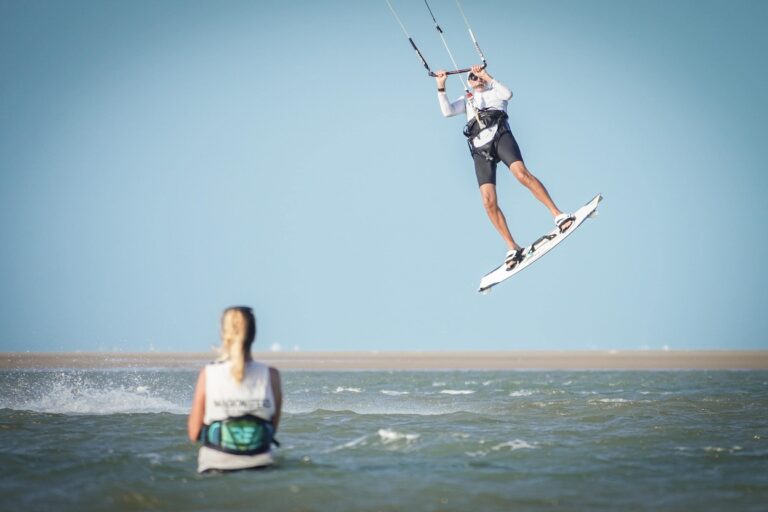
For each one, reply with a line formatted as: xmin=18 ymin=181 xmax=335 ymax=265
xmin=510 ymin=162 xmax=532 ymax=184
xmin=481 ymin=193 xmax=498 ymax=211
xmin=479 ymin=183 xmax=499 ymax=210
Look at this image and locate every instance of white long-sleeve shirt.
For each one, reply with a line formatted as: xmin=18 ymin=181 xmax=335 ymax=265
xmin=438 ymin=79 xmax=513 ymax=120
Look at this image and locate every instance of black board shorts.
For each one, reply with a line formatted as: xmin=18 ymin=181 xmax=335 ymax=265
xmin=473 ymin=131 xmax=524 ymax=186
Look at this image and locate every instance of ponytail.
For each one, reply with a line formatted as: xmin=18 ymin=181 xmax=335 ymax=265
xmin=219 ymin=307 xmax=257 ymax=383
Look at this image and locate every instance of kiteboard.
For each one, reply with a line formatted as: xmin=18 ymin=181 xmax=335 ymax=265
xmin=478 ymin=194 xmax=602 ymax=293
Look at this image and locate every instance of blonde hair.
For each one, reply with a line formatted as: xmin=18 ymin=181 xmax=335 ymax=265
xmin=217 ymin=306 xmax=256 ymax=383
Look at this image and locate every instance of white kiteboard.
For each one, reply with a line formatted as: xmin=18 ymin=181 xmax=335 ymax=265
xmin=478 ymin=194 xmax=602 ymax=293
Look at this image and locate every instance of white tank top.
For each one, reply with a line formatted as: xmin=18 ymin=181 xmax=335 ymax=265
xmin=198 ymin=359 xmax=276 ymax=472
xmin=203 ymin=359 xmax=275 ymax=424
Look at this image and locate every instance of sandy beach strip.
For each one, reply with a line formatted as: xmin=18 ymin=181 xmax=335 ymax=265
xmin=1 ymin=351 xmax=767 ymax=370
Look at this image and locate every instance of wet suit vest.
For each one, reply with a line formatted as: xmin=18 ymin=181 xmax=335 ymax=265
xmin=463 ymin=107 xmax=510 ymax=162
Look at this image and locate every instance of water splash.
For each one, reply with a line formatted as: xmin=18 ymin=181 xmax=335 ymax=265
xmin=0 ymin=370 xmax=190 ymax=415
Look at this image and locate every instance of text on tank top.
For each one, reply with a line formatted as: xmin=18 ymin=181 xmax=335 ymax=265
xmin=204 ymin=360 xmax=275 ymax=424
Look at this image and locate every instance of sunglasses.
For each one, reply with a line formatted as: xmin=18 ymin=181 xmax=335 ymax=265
xmin=468 ymin=73 xmax=481 ymax=81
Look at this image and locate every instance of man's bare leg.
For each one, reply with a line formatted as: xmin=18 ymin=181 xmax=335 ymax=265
xmin=479 ymin=183 xmax=521 ymax=251
xmin=508 ymin=161 xmax=573 ymax=230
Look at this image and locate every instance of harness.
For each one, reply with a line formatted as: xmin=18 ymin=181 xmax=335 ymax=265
xmin=200 ymin=415 xmax=280 ymax=456
xmin=462 ymin=108 xmax=510 ymax=162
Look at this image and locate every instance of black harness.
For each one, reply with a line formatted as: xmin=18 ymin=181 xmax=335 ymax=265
xmin=462 ymin=108 xmax=510 ymax=162
xmin=200 ymin=415 xmax=280 ymax=456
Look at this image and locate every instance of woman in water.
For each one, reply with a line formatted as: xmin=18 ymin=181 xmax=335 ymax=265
xmin=187 ymin=306 xmax=283 ymax=472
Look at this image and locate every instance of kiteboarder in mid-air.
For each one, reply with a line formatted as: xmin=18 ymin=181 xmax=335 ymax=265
xmin=436 ymin=65 xmax=574 ymax=270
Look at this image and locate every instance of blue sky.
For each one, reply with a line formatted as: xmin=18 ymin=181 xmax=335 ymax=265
xmin=1 ymin=0 xmax=766 ymax=352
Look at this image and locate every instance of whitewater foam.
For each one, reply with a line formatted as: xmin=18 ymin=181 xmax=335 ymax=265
xmin=509 ymin=389 xmax=536 ymax=397
xmin=0 ymin=370 xmax=188 ymax=415
xmin=491 ymin=439 xmax=537 ymax=451
xmin=332 ymin=387 xmax=362 ymax=394
xmin=378 ymin=428 xmax=420 ymax=444
xmin=16 ymin=381 xmax=184 ymax=415
xmin=324 ymin=435 xmax=369 ymax=453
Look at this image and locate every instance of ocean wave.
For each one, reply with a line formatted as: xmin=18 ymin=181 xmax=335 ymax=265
xmin=677 ymin=445 xmax=745 ymax=454
xmin=322 ymin=429 xmax=422 ymax=453
xmin=492 ymin=439 xmax=537 ymax=451
xmin=378 ymin=428 xmax=419 ymax=444
xmin=332 ymin=387 xmax=362 ymax=394
xmin=381 ymin=390 xmax=409 ymax=396
xmin=286 ymin=406 xmax=469 ymax=417
xmin=591 ymin=398 xmax=631 ymax=404
xmin=324 ymin=435 xmax=369 ymax=453
xmin=509 ymin=389 xmax=536 ymax=397
xmin=439 ymin=390 xmax=475 ymax=395
xmin=465 ymin=439 xmax=536 ymax=457
xmin=704 ymin=446 xmax=743 ymax=453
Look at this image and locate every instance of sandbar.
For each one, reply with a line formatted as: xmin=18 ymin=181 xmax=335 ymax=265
xmin=1 ymin=351 xmax=767 ymax=370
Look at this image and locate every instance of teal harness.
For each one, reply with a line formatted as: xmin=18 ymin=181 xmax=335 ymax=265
xmin=200 ymin=415 xmax=279 ymax=456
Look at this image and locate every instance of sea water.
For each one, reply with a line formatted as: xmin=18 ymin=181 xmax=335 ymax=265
xmin=1 ymin=368 xmax=767 ymax=511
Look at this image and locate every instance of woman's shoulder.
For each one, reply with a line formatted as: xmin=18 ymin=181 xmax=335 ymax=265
xmin=203 ymin=359 xmax=231 ymax=377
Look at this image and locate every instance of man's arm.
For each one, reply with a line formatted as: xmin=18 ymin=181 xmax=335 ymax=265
xmin=474 ymin=65 xmax=512 ymax=101
xmin=435 ymin=70 xmax=466 ymax=117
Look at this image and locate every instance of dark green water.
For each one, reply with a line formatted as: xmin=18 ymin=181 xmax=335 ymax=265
xmin=1 ymin=369 xmax=766 ymax=511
